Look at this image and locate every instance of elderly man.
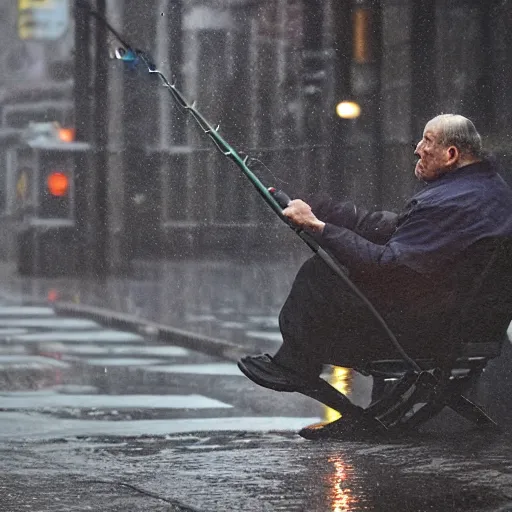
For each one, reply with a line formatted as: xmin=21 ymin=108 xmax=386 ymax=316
xmin=239 ymin=114 xmax=512 ymax=391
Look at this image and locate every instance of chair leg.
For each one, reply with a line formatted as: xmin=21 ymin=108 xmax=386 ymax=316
xmin=374 ymin=388 xmax=435 ymax=429
xmin=366 ymin=372 xmax=419 ymax=417
xmin=440 ymin=368 xmax=498 ymax=428
xmin=299 ymin=371 xmax=438 ymax=439
xmin=370 ymin=376 xmax=389 ymax=404
xmin=294 ymin=377 xmax=367 ymax=421
xmin=365 ymin=371 xmax=439 ymax=429
xmin=399 ymin=401 xmax=446 ymax=430
xmin=298 ymin=366 xmax=497 ymax=438
xmin=447 ymin=393 xmax=498 ymax=428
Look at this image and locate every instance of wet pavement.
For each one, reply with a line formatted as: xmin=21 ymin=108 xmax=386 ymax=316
xmin=2 ymin=262 xmax=512 ymax=510
xmin=3 ymin=424 xmax=512 ymax=511
xmin=0 ymin=298 xmax=324 ymax=440
xmin=0 ymin=294 xmax=322 ymax=510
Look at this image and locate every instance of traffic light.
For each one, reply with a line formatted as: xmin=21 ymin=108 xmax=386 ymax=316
xmin=9 ymin=122 xmax=89 ymax=276
xmin=39 ymin=150 xmax=73 ymax=219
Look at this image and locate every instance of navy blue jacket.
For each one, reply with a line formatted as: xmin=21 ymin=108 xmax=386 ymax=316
xmin=312 ymin=160 xmax=512 ymax=276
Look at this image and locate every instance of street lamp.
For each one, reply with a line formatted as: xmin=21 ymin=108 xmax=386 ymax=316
xmin=336 ymin=100 xmax=361 ymax=119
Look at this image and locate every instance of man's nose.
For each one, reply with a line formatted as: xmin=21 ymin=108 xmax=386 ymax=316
xmin=414 ymin=140 xmax=422 ymax=155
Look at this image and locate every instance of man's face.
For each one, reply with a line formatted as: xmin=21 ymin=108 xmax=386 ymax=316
xmin=414 ymin=125 xmax=451 ymax=182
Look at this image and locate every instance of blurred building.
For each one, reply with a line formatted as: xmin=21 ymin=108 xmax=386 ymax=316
xmin=1 ymin=0 xmax=512 ymax=274
xmin=0 ymin=0 xmax=74 ymax=264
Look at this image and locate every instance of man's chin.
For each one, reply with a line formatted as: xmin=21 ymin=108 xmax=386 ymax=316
xmin=415 ymin=168 xmax=433 ymax=183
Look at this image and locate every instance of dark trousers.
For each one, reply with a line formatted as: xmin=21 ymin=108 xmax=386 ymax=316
xmin=274 ymin=255 xmax=452 ymax=375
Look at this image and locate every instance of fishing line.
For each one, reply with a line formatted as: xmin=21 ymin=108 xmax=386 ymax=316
xmin=79 ymin=3 xmax=421 ymax=371
xmin=247 ymin=157 xmax=290 ymax=186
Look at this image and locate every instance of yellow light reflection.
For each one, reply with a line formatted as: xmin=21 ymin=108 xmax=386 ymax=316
xmin=324 ymin=367 xmax=353 ymax=423
xmin=328 ymin=455 xmax=355 ymax=512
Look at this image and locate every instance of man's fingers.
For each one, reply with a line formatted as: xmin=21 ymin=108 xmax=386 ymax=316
xmin=282 ymin=201 xmax=301 ymax=216
xmin=281 ymin=200 xmax=316 ymax=229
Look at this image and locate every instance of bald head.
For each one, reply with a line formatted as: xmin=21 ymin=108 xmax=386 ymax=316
xmin=425 ymin=114 xmax=483 ymax=159
xmin=414 ymin=114 xmax=484 ymax=181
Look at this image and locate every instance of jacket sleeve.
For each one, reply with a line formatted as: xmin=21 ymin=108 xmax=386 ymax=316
xmin=314 ymin=208 xmax=445 ymax=275
xmin=314 ymin=223 xmax=401 ymax=274
xmin=309 ymin=194 xmax=399 ymax=244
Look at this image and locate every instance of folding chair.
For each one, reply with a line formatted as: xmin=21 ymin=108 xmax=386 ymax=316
xmin=296 ymin=237 xmax=512 ymax=439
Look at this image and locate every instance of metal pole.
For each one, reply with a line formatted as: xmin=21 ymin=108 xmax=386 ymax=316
xmin=73 ymin=0 xmax=92 ymax=276
xmin=329 ymin=0 xmax=352 ymax=198
xmin=91 ymin=0 xmax=109 ymax=277
xmin=302 ymin=0 xmax=327 ymax=193
xmin=104 ymin=0 xmax=126 ymax=274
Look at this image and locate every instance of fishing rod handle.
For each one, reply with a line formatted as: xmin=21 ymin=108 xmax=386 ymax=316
xmin=268 ymin=187 xmax=291 ymax=209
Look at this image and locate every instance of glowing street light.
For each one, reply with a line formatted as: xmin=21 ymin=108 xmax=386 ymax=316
xmin=336 ymin=101 xmax=361 ymax=119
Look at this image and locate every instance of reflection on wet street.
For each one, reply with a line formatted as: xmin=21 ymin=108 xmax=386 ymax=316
xmin=328 ymin=456 xmax=356 ymax=512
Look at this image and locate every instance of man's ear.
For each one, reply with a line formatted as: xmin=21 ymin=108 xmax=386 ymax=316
xmin=446 ymin=145 xmax=459 ymax=167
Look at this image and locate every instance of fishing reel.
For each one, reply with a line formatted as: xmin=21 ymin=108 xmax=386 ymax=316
xmin=110 ymin=46 xmax=137 ymax=62
xmin=110 ymin=46 xmax=158 ymax=73
xmin=268 ymin=187 xmax=291 ymax=209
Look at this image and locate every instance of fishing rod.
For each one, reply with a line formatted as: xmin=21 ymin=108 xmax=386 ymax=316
xmin=82 ymin=4 xmax=421 ymax=372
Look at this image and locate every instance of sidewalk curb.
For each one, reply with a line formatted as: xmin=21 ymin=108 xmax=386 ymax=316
xmin=0 ymin=289 xmax=259 ymax=362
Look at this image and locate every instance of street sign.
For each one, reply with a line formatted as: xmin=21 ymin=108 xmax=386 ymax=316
xmin=18 ymin=0 xmax=70 ymax=41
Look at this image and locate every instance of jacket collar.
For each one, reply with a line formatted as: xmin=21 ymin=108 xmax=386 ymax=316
xmin=430 ymin=159 xmax=493 ymax=185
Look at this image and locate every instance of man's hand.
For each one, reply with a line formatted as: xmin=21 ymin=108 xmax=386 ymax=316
xmin=282 ymin=199 xmax=325 ymax=234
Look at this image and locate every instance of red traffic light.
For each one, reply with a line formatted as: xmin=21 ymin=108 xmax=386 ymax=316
xmin=47 ymin=172 xmax=69 ymax=197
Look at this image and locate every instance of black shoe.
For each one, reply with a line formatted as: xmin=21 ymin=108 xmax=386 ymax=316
xmin=299 ymin=415 xmax=385 ymax=440
xmin=298 ymin=417 xmax=349 ymax=440
xmin=238 ymin=353 xmax=312 ymax=392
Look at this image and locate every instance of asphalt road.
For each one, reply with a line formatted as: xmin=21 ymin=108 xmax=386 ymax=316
xmin=2 ymin=298 xmax=512 ymax=511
